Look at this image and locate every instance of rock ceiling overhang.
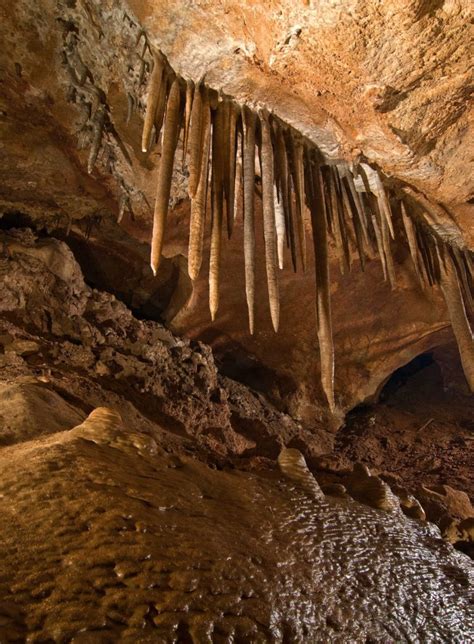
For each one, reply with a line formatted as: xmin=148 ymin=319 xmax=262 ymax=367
xmin=0 ymin=0 xmax=472 ymax=420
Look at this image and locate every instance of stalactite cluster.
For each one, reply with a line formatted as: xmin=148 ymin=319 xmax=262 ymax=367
xmin=136 ymin=48 xmax=473 ymax=408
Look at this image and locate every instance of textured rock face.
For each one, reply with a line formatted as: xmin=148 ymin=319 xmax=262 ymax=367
xmin=0 ymin=0 xmax=471 ymax=418
xmin=0 ymin=230 xmax=326 ymax=457
xmin=0 ymin=406 xmax=473 ymax=642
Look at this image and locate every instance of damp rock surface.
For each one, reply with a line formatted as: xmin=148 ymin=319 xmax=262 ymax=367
xmin=0 ymin=407 xmax=473 ymax=642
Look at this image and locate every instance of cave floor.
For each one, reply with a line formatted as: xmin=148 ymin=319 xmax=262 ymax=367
xmin=334 ymin=360 xmax=474 ymax=500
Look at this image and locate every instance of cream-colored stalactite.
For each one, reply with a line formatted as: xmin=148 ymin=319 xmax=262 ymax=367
xmin=209 ymin=103 xmax=226 ymax=320
xmin=275 ymin=125 xmax=296 ymax=272
xmin=312 ymin=166 xmax=336 ymax=413
xmin=150 ymin=78 xmax=182 ymax=276
xmin=400 ymin=200 xmax=425 ymax=286
xmin=260 ymin=114 xmax=280 ymax=332
xmin=242 ymin=107 xmax=257 ymax=335
xmin=326 ymin=169 xmax=346 ymax=275
xmin=273 ymin=184 xmax=286 ymax=270
xmin=233 ymin=158 xmax=243 ymax=223
xmin=188 ymin=84 xmax=204 ymax=197
xmin=188 ymin=91 xmax=211 ymax=281
xmin=290 ymin=137 xmax=307 ymax=272
xmin=438 ymin=247 xmax=474 ymax=391
xmin=371 ymin=170 xmax=395 ymax=239
xmin=225 ymin=103 xmax=239 ymax=238
xmin=371 ymin=204 xmax=389 ymax=282
xmin=182 ymin=79 xmax=194 ymax=168
xmin=142 ymin=54 xmax=164 ymax=153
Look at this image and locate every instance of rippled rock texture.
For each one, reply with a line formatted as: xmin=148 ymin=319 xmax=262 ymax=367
xmin=1 ymin=406 xmax=473 ymax=642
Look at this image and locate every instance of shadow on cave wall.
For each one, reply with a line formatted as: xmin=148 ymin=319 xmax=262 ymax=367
xmin=0 ymin=211 xmax=187 ymax=324
xmin=378 ymin=352 xmax=437 ymax=402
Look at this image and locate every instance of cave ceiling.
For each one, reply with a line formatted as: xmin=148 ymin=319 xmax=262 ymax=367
xmin=0 ymin=0 xmax=472 ymax=422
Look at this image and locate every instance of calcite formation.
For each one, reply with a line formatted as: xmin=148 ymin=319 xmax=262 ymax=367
xmin=0 ymin=406 xmax=473 ymax=641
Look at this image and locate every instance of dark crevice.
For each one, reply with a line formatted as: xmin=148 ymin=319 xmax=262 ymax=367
xmin=379 ymin=352 xmax=435 ymax=402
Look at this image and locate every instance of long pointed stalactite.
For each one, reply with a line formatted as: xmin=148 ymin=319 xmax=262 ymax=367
xmin=438 ymin=247 xmax=474 ymax=390
xmin=141 ymin=53 xmax=164 ymax=153
xmin=260 ymin=112 xmax=280 ymax=332
xmin=188 ymin=88 xmax=211 ymax=282
xmin=209 ymin=102 xmax=226 ymax=320
xmin=150 ymin=77 xmax=182 ymax=275
xmin=134 ymin=45 xmax=473 ymax=409
xmin=306 ymin=152 xmax=335 ymax=412
xmin=242 ymin=106 xmax=257 ymax=335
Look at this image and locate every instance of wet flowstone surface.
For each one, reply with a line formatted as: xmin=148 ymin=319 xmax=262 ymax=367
xmin=0 ymin=409 xmax=472 ymax=642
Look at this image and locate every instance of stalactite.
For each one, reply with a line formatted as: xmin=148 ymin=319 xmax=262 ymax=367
xmin=286 ymin=133 xmax=307 ymax=271
xmin=135 ymin=43 xmax=473 ymax=414
xmin=182 ymin=79 xmax=194 ymax=168
xmin=347 ymin=183 xmax=367 ymax=269
xmin=345 ymin=170 xmax=370 ymax=248
xmin=372 ymin=171 xmax=395 ymax=239
xmin=438 ymin=246 xmax=474 ymax=391
xmin=366 ymin=193 xmax=388 ymax=282
xmin=325 ymin=167 xmax=348 ymax=275
xmin=274 ymin=185 xmax=286 ymax=270
xmin=339 ymin=172 xmax=366 ymax=271
xmin=209 ymin=102 xmax=226 ymax=320
xmin=233 ymin=158 xmax=243 ymax=224
xmin=305 ymin=151 xmax=335 ymax=412
xmin=188 ymin=88 xmax=211 ymax=281
xmin=142 ymin=53 xmax=164 ymax=153
xmin=188 ymin=83 xmax=204 ymax=198
xmin=416 ymin=226 xmax=435 ymax=286
xmin=363 ymin=186 xmax=396 ymax=288
xmin=150 ymin=78 xmax=182 ymax=276
xmin=274 ymin=123 xmax=297 ymax=271
xmin=242 ymin=106 xmax=257 ymax=334
xmin=380 ymin=207 xmax=396 ymax=288
xmin=451 ymin=247 xmax=474 ymax=314
xmin=151 ymin=72 xmax=169 ymax=151
xmin=287 ymin=173 xmax=298 ymax=272
xmin=330 ymin=167 xmax=352 ymax=274
xmin=359 ymin=192 xmax=378 ymax=259
xmin=260 ymin=113 xmax=280 ymax=332
xmin=418 ymin=228 xmax=438 ymax=286
xmin=224 ymin=103 xmax=239 ymax=238
xmin=400 ymin=200 xmax=425 ymax=286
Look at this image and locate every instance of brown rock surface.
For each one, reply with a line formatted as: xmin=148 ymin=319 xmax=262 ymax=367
xmin=0 ymin=230 xmax=325 ymax=458
xmin=0 ymin=405 xmax=473 ymax=641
